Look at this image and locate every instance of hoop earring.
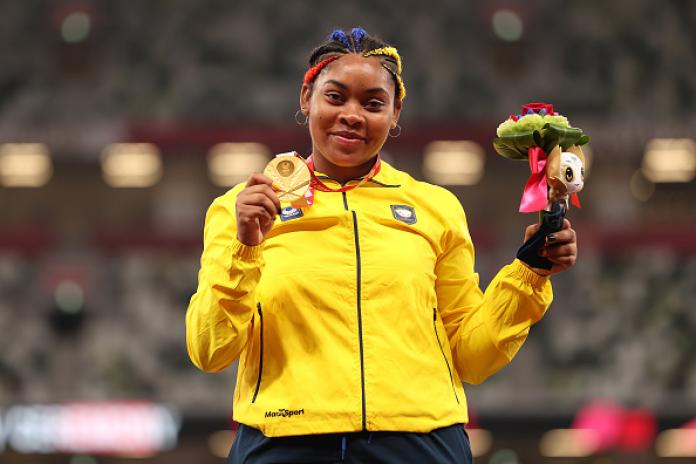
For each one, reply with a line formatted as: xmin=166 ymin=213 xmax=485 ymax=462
xmin=295 ymin=109 xmax=308 ymax=126
xmin=388 ymin=124 xmax=401 ymax=138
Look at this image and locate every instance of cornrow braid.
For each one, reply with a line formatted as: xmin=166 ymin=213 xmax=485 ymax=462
xmin=305 ymin=28 xmax=407 ymax=100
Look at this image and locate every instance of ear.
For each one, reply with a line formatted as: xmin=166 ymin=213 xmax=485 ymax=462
xmin=567 ymin=144 xmax=586 ymax=165
xmin=299 ymin=83 xmax=312 ymax=115
xmin=547 ymin=176 xmax=568 ymax=198
xmin=546 ymin=146 xmax=561 ymax=176
xmin=391 ymin=98 xmax=403 ymax=128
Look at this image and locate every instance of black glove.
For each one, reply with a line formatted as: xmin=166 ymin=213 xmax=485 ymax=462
xmin=516 ymin=201 xmax=565 ymax=270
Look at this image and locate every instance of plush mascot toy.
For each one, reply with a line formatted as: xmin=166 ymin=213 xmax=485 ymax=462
xmin=493 ymin=102 xmax=589 ymax=269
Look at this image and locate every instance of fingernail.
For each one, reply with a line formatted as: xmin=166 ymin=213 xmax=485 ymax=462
xmin=546 ymin=234 xmax=556 ymax=242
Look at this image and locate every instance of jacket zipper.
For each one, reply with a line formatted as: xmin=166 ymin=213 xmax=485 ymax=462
xmin=251 ymin=302 xmax=264 ymax=403
xmin=433 ymin=308 xmax=460 ymax=404
xmin=351 ymin=211 xmax=367 ymax=430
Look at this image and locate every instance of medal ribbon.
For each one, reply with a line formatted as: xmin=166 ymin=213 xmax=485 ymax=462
xmin=282 ymin=153 xmax=382 ymax=208
xmin=306 ymin=154 xmax=382 ymax=193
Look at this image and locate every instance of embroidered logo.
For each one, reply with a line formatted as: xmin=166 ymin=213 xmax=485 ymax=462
xmin=390 ymin=205 xmax=416 ymax=224
xmin=280 ymin=206 xmax=303 ymax=222
xmin=264 ymin=408 xmax=305 ymax=418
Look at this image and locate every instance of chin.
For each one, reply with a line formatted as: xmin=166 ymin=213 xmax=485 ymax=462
xmin=323 ymin=146 xmax=369 ymax=165
xmin=328 ymin=152 xmax=368 ymax=167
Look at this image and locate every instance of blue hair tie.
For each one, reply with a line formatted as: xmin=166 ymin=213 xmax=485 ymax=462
xmin=351 ymin=27 xmax=367 ymax=52
xmin=329 ymin=29 xmax=350 ymax=48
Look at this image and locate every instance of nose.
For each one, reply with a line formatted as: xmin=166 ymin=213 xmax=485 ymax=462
xmin=339 ymin=101 xmax=365 ymax=127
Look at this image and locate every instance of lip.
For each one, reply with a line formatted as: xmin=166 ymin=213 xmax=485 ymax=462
xmin=330 ymin=132 xmax=366 ymax=148
xmin=330 ymin=131 xmax=366 ymax=141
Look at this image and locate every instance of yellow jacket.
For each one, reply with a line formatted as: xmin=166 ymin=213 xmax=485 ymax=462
xmin=186 ymin=161 xmax=552 ymax=437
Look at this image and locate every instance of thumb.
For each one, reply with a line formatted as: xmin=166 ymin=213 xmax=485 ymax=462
xmin=524 ymin=223 xmax=540 ymax=242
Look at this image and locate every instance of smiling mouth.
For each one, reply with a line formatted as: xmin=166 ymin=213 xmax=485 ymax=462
xmin=331 ymin=132 xmax=365 ymax=142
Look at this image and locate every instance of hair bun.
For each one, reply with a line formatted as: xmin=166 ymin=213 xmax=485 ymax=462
xmin=328 ymin=30 xmax=350 ymax=48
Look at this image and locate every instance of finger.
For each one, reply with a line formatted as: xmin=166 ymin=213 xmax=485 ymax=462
xmin=246 ymin=184 xmax=281 ymax=213
xmin=238 ymin=203 xmax=273 ymax=220
xmin=241 ymin=185 xmax=281 ymax=208
xmin=242 ymin=183 xmax=280 ymax=199
xmin=238 ymin=204 xmax=274 ymax=225
xmin=242 ymin=193 xmax=280 ymax=217
xmin=546 ymin=248 xmax=577 ymax=265
xmin=545 ymin=243 xmax=577 ymax=259
xmin=549 ymin=255 xmax=577 ymax=269
xmin=245 ymin=173 xmax=275 ymax=188
xmin=545 ymin=227 xmax=576 ymax=245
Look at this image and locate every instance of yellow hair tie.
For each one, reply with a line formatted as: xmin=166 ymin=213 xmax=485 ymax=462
xmin=364 ymin=47 xmax=402 ymax=74
xmin=364 ymin=47 xmax=406 ymax=100
xmin=384 ymin=66 xmax=407 ymax=100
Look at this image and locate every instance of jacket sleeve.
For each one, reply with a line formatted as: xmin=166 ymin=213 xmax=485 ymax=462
xmin=185 ymin=193 xmax=264 ymax=372
xmin=434 ymin=198 xmax=553 ymax=385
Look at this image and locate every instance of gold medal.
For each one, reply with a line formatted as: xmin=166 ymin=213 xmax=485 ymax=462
xmin=263 ymin=152 xmax=311 ymax=204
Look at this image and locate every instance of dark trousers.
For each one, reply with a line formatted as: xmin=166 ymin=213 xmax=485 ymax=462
xmin=228 ymin=423 xmax=473 ymax=463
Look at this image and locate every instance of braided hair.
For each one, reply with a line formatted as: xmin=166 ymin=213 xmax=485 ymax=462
xmin=303 ymin=28 xmax=406 ymax=101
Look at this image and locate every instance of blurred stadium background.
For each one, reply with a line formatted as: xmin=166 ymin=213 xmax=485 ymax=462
xmin=1 ymin=0 xmax=695 ymax=462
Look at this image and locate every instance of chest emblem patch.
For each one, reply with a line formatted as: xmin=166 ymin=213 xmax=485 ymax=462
xmin=390 ymin=205 xmax=417 ymax=224
xmin=280 ymin=206 xmax=304 ymax=222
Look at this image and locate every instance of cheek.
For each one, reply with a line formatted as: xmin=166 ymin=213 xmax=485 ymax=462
xmin=368 ymin=115 xmax=393 ymax=138
xmin=313 ymin=106 xmax=337 ymax=130
xmin=310 ymin=112 xmax=330 ymax=137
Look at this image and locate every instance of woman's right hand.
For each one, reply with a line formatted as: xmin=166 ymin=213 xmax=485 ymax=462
xmin=236 ymin=174 xmax=281 ymax=246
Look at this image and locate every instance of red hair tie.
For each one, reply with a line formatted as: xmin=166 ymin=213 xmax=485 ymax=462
xmin=303 ymin=55 xmax=340 ymax=85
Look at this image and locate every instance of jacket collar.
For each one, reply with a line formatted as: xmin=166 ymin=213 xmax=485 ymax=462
xmin=313 ymin=159 xmax=401 ymax=188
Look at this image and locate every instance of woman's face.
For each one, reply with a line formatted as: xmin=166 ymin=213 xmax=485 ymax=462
xmin=300 ymin=54 xmax=402 ymax=173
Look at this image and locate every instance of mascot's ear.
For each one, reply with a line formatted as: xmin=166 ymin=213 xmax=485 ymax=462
xmin=548 ymin=177 xmax=568 ymax=197
xmin=545 ymin=146 xmax=562 ymax=177
xmin=567 ymin=145 xmax=586 ymax=165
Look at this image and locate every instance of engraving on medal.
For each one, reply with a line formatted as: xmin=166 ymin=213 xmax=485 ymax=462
xmin=277 ymin=160 xmax=295 ymax=177
xmin=264 ymin=154 xmax=310 ymax=204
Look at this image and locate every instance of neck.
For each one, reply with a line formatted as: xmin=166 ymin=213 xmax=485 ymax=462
xmin=311 ymin=153 xmax=379 ymax=183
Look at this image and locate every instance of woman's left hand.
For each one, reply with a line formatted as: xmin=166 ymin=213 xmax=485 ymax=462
xmin=523 ymin=218 xmax=577 ymax=276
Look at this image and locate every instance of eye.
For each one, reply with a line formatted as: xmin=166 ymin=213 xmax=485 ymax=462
xmin=581 ymin=167 xmax=585 ymax=180
xmin=365 ymin=99 xmax=386 ymax=111
xmin=325 ymin=92 xmax=343 ymax=103
xmin=565 ymin=166 xmax=574 ymax=182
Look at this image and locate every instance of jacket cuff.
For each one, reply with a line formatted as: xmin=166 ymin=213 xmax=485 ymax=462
xmin=231 ymin=239 xmax=264 ymax=261
xmin=511 ymin=259 xmax=550 ymax=288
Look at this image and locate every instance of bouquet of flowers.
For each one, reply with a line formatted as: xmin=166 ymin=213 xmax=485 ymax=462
xmin=493 ymin=102 xmax=589 ymax=213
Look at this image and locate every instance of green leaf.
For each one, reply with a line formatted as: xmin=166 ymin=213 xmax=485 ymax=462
xmin=493 ymin=139 xmax=527 ymax=160
xmin=494 ymin=133 xmax=537 ymax=159
xmin=538 ymin=123 xmax=587 ymax=151
xmin=533 ymin=130 xmax=542 ymax=147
